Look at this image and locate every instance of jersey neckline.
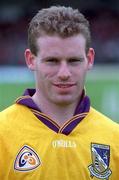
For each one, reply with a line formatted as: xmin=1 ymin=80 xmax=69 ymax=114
xmin=16 ymin=88 xmax=90 ymax=135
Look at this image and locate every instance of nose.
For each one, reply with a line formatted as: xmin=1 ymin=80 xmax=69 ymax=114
xmin=57 ymin=61 xmax=71 ymax=80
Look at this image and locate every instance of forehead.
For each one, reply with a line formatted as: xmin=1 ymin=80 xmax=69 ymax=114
xmin=36 ymin=34 xmax=86 ymax=57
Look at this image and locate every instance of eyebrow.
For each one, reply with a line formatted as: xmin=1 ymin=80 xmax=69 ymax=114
xmin=41 ymin=55 xmax=84 ymax=61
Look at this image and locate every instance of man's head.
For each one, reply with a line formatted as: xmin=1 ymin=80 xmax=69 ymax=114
xmin=28 ymin=6 xmax=91 ymax=56
xmin=25 ymin=6 xmax=95 ymax=106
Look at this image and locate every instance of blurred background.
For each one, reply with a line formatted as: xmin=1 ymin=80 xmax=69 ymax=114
xmin=0 ymin=0 xmax=119 ymax=122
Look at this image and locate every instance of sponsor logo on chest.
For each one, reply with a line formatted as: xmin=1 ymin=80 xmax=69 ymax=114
xmin=52 ymin=139 xmax=77 ymax=148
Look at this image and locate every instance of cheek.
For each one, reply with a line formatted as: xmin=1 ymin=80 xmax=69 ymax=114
xmin=36 ymin=67 xmax=56 ymax=81
xmin=74 ymin=69 xmax=87 ymax=84
xmin=43 ymin=66 xmax=58 ymax=78
xmin=73 ymin=66 xmax=87 ymax=76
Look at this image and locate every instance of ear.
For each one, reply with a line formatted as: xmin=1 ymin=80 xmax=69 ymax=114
xmin=87 ymin=48 xmax=95 ymax=70
xmin=24 ymin=49 xmax=36 ymax=71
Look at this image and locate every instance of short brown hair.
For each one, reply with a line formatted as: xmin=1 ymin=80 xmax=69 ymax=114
xmin=28 ymin=6 xmax=91 ymax=55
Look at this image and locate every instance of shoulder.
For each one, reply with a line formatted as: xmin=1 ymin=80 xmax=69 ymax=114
xmin=0 ymin=104 xmax=28 ymax=119
xmin=0 ymin=104 xmax=32 ymax=130
xmin=88 ymin=107 xmax=119 ymax=132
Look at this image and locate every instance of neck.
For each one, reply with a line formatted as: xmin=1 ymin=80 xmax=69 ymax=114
xmin=32 ymin=92 xmax=79 ymax=126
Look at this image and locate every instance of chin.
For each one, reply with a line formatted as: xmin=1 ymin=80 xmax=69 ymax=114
xmin=53 ymin=98 xmax=76 ymax=106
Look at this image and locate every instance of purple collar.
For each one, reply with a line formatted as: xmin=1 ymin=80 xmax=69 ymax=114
xmin=16 ymin=88 xmax=90 ymax=135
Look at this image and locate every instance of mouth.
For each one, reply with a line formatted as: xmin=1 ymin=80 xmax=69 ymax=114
xmin=53 ymin=83 xmax=76 ymax=88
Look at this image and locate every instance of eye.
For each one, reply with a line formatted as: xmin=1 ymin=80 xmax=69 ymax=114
xmin=45 ymin=58 xmax=59 ymax=64
xmin=68 ymin=58 xmax=84 ymax=64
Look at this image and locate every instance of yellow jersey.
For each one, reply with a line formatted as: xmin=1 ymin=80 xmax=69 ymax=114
xmin=0 ymin=89 xmax=119 ymax=180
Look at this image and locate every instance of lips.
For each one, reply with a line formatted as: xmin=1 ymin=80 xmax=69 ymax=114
xmin=53 ymin=83 xmax=76 ymax=88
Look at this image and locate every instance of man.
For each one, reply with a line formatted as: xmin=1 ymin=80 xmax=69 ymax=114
xmin=0 ymin=6 xmax=119 ymax=180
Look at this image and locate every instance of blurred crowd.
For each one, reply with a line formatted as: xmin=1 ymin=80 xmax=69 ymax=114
xmin=0 ymin=2 xmax=119 ymax=65
xmin=90 ymin=9 xmax=119 ymax=64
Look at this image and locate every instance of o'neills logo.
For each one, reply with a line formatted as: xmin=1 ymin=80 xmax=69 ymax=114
xmin=52 ymin=139 xmax=77 ymax=148
xmin=88 ymin=143 xmax=112 ymax=180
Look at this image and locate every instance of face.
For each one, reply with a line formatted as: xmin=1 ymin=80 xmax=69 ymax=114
xmin=25 ymin=34 xmax=94 ymax=106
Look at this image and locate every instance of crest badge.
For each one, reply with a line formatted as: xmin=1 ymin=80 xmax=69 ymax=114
xmin=14 ymin=145 xmax=41 ymax=171
xmin=88 ymin=143 xmax=112 ymax=180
